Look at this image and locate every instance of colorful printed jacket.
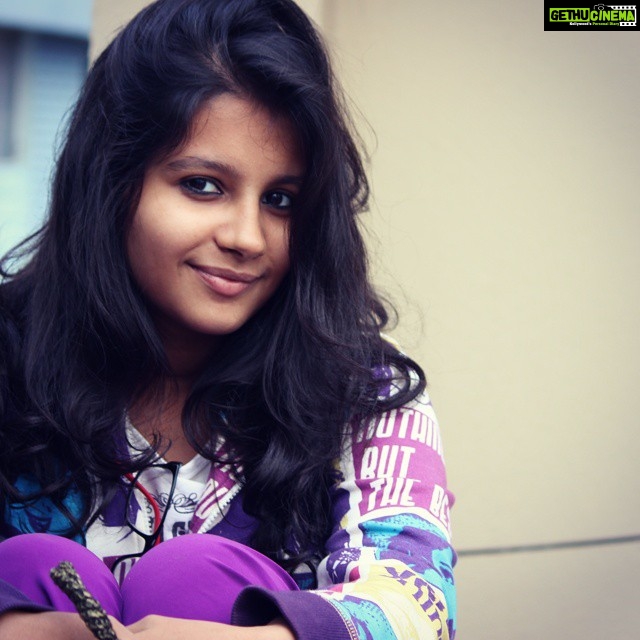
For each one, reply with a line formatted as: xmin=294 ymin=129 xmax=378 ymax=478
xmin=0 ymin=392 xmax=456 ymax=640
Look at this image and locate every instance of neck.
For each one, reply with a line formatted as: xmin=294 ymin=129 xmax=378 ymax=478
xmin=165 ymin=342 xmax=216 ymax=378
xmin=128 ymin=376 xmax=198 ymax=464
xmin=152 ymin=317 xmax=220 ymax=378
xmin=129 ymin=317 xmax=220 ymax=462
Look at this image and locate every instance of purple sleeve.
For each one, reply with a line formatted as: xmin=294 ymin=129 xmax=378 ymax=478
xmin=233 ymin=391 xmax=457 ymax=640
xmin=0 ymin=579 xmax=52 ymax=617
xmin=232 ymin=588 xmax=351 ymax=640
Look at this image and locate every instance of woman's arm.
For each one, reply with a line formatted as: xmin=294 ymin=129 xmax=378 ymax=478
xmin=233 ymin=391 xmax=457 ymax=640
xmin=119 ymin=615 xmax=294 ymax=639
xmin=0 ymin=611 xmax=101 ymax=640
xmin=0 ymin=611 xmax=294 ymax=640
xmin=317 ymin=391 xmax=456 ymax=638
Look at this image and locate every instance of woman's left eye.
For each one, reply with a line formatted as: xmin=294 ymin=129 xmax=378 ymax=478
xmin=181 ymin=177 xmax=221 ymax=195
xmin=262 ymin=191 xmax=294 ymax=210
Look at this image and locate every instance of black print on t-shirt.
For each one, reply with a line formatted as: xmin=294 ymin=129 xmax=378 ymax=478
xmin=155 ymin=492 xmax=199 ymax=514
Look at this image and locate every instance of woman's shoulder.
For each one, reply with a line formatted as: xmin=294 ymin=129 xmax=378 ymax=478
xmin=357 ymin=384 xmax=438 ymax=447
xmin=348 ymin=336 xmax=437 ymax=446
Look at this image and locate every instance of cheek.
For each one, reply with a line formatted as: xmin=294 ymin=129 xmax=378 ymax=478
xmin=125 ymin=221 xmax=151 ymax=280
xmin=127 ymin=210 xmax=181 ymax=269
xmin=125 ymin=215 xmax=172 ymax=296
xmin=269 ymin=221 xmax=291 ymax=274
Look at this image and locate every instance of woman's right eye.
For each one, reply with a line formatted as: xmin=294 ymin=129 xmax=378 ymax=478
xmin=180 ymin=177 xmax=222 ymax=196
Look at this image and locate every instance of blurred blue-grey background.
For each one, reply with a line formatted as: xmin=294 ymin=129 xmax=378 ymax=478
xmin=0 ymin=0 xmax=90 ymax=256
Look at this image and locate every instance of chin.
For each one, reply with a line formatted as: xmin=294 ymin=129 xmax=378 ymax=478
xmin=197 ymin=318 xmax=253 ymax=337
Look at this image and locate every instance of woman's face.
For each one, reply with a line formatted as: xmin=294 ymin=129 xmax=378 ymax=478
xmin=127 ymin=94 xmax=303 ymax=364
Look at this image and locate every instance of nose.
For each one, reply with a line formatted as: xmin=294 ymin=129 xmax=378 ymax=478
xmin=213 ymin=197 xmax=266 ymax=259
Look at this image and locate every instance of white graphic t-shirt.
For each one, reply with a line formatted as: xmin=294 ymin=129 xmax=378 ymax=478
xmin=85 ymin=422 xmax=211 ymax=583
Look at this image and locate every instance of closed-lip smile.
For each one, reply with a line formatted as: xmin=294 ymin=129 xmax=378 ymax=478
xmin=191 ymin=264 xmax=261 ymax=282
xmin=190 ymin=264 xmax=263 ymax=297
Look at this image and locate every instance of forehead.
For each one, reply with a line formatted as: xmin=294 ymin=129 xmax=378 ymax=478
xmin=174 ymin=94 xmax=304 ymax=171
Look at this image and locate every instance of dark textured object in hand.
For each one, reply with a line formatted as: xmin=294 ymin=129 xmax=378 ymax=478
xmin=50 ymin=561 xmax=118 ymax=640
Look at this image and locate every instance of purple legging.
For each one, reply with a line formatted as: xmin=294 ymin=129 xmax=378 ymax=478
xmin=0 ymin=533 xmax=298 ymax=624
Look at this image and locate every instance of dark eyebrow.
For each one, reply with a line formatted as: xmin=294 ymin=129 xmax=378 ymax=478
xmin=166 ymin=156 xmax=239 ymax=178
xmin=165 ymin=156 xmax=304 ymax=186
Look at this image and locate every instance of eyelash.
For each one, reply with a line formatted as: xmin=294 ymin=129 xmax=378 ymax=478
xmin=181 ymin=177 xmax=221 ymax=196
xmin=180 ymin=177 xmax=296 ymax=212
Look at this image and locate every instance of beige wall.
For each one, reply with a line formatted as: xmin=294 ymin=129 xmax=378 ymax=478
xmin=93 ymin=2 xmax=640 ymax=637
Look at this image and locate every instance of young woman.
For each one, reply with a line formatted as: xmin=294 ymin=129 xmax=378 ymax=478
xmin=0 ymin=1 xmax=456 ymax=638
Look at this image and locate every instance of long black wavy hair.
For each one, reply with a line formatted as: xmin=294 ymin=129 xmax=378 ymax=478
xmin=0 ymin=0 xmax=425 ymax=568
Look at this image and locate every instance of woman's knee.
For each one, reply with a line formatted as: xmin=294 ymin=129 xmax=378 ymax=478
xmin=0 ymin=534 xmax=121 ymax=616
xmin=121 ymin=534 xmax=297 ymax=624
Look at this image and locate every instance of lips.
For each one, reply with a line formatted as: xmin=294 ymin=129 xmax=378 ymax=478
xmin=190 ymin=264 xmax=262 ymax=297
